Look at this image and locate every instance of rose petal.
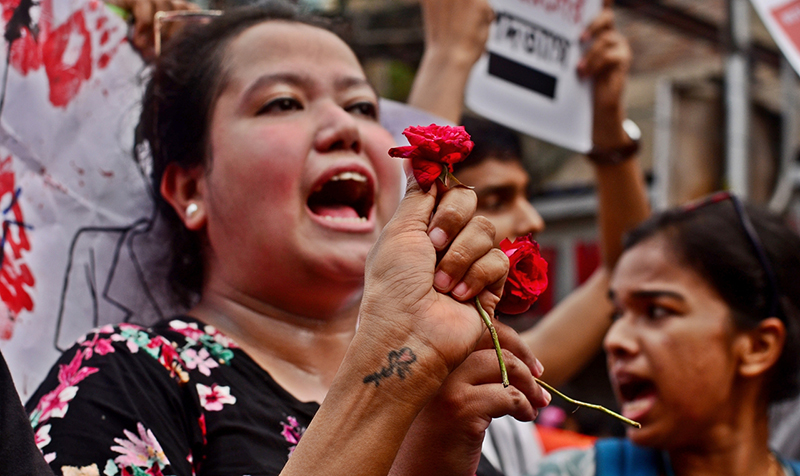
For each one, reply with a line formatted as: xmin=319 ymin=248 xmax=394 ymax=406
xmin=497 ymin=234 xmax=549 ymax=315
xmin=411 ymin=158 xmax=445 ymax=192
xmin=388 ymin=124 xmax=474 ymax=192
xmin=388 ymin=145 xmax=417 ymax=159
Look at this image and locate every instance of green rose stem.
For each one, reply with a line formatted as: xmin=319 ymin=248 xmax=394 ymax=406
xmin=532 ymin=378 xmax=641 ymax=428
xmin=475 ymin=297 xmax=509 ymax=387
xmin=474 ymin=297 xmax=641 ymax=429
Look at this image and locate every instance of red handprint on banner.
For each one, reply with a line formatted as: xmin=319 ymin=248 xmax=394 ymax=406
xmin=2 ymin=0 xmax=126 ymax=108
xmin=0 ymin=156 xmax=34 ymax=340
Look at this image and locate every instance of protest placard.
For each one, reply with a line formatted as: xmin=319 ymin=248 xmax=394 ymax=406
xmin=752 ymin=0 xmax=800 ymax=76
xmin=465 ymin=0 xmax=602 ymax=152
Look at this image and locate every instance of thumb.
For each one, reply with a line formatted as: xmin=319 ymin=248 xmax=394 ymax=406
xmin=387 ymin=170 xmax=438 ymax=235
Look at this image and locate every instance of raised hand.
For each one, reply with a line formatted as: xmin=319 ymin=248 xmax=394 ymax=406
xmin=391 ymin=322 xmax=550 ymax=476
xmin=578 ymin=0 xmax=634 ymax=149
xmin=358 ymin=175 xmax=509 ymax=381
xmin=408 ymin=0 xmax=495 ymax=122
xmin=104 ymin=0 xmax=200 ymax=61
xmin=283 ymin=173 xmax=517 ymax=476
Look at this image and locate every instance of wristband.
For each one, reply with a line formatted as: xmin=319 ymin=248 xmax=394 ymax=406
xmin=587 ymin=119 xmax=641 ymax=166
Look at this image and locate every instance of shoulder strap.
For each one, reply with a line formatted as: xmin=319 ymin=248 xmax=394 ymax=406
xmin=595 ymin=439 xmax=664 ymax=476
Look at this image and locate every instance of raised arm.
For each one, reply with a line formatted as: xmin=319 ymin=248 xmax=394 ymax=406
xmin=407 ymin=0 xmax=494 ymax=123
xmin=521 ymin=2 xmax=650 ymax=386
xmin=281 ymin=179 xmax=549 ymax=476
xmin=103 ymin=0 xmax=199 ymax=61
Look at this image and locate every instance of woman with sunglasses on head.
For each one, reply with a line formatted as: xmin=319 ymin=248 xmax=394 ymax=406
xmin=534 ymin=193 xmax=800 ymax=476
xmin=25 ymin=2 xmax=551 ymax=475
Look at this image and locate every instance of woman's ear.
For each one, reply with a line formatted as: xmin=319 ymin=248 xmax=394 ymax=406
xmin=737 ymin=317 xmax=786 ymax=378
xmin=160 ymin=163 xmax=207 ymax=231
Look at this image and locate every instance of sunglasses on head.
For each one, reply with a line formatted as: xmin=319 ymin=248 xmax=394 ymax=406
xmin=679 ymin=191 xmax=781 ymax=320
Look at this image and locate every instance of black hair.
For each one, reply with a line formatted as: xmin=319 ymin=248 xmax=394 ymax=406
xmin=135 ymin=1 xmax=329 ymax=307
xmin=452 ymin=115 xmax=523 ymax=175
xmin=623 ymin=199 xmax=800 ymax=403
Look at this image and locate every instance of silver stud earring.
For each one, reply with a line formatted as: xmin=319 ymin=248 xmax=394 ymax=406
xmin=186 ymin=203 xmax=199 ymax=219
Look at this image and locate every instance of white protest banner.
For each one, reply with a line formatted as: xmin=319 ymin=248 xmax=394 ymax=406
xmin=0 ymin=0 xmax=185 ymax=398
xmin=465 ymin=0 xmax=602 ymax=152
xmin=751 ymin=0 xmax=800 ymax=76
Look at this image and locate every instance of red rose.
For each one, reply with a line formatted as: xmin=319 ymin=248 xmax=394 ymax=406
xmin=497 ymin=234 xmax=548 ymax=315
xmin=388 ymin=124 xmax=474 ymax=192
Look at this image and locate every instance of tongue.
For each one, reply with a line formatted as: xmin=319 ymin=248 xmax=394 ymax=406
xmin=311 ymin=204 xmax=360 ymax=219
xmin=621 ymin=393 xmax=656 ymax=422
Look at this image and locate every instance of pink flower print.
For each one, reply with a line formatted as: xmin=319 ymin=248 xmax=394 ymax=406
xmin=31 ymin=350 xmax=97 ymax=425
xmin=181 ymin=348 xmax=219 ymax=376
xmin=94 ymin=338 xmax=115 ymax=356
xmin=157 ymin=340 xmax=188 ymax=382
xmin=110 ymin=422 xmax=170 ymax=470
xmin=111 ymin=332 xmax=141 ymax=354
xmin=33 ymin=425 xmax=56 ymax=463
xmin=33 ymin=423 xmax=51 ymax=448
xmin=202 ymin=325 xmax=239 ymax=349
xmin=169 ymin=320 xmax=205 ymax=342
xmin=57 ymin=349 xmax=98 ymax=386
xmin=34 ymin=385 xmax=78 ymax=423
xmin=198 ymin=414 xmax=207 ymax=446
xmin=80 ymin=333 xmax=115 ymax=359
xmin=196 ymin=383 xmax=236 ymax=412
xmin=280 ymin=416 xmax=306 ymax=455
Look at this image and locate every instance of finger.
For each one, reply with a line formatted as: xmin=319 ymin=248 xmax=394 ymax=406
xmin=132 ymin=1 xmax=155 ymax=40
xmin=433 ymin=216 xmax=495 ymax=295
xmin=467 ymin=349 xmax=551 ymax=413
xmin=383 ymin=172 xmax=439 ymax=238
xmin=446 ymin=247 xmax=507 ymax=303
xmin=578 ymin=33 xmax=630 ymax=78
xmin=155 ymin=0 xmax=174 ymax=11
xmin=447 ymin=350 xmax=544 ymax=420
xmin=581 ymin=8 xmax=615 ymax=43
xmin=476 ymin=321 xmax=543 ymax=377
xmin=427 ymin=186 xmax=477 ymax=251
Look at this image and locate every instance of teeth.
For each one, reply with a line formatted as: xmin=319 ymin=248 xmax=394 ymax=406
xmin=330 ymin=171 xmax=367 ymax=182
xmin=322 ymin=216 xmax=368 ymax=223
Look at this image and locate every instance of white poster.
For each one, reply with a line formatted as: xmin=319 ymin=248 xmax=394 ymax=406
xmin=751 ymin=0 xmax=800 ymax=76
xmin=0 ymin=0 xmax=185 ymax=399
xmin=465 ymin=0 xmax=602 ymax=152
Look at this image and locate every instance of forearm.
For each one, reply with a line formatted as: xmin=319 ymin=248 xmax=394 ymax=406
xmin=280 ymin=331 xmax=446 ymax=476
xmin=521 ymin=154 xmax=648 ymax=385
xmin=407 ymin=47 xmax=475 ymax=124
xmin=521 ymin=269 xmax=613 ymax=386
xmin=583 ymin=9 xmax=650 ymax=268
xmin=593 ymin=152 xmax=649 ymax=268
xmin=524 ymin=154 xmax=648 ymax=385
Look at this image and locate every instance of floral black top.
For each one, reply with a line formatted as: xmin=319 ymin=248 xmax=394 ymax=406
xmin=26 ymin=317 xmax=502 ymax=476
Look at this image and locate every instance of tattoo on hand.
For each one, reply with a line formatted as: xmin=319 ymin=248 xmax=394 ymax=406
xmin=363 ymin=347 xmax=417 ymax=387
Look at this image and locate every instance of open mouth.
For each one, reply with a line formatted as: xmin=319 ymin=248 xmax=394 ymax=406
xmin=618 ymin=378 xmax=655 ymax=403
xmin=307 ymin=171 xmax=374 ymax=223
xmin=616 ymin=377 xmax=656 ymax=421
